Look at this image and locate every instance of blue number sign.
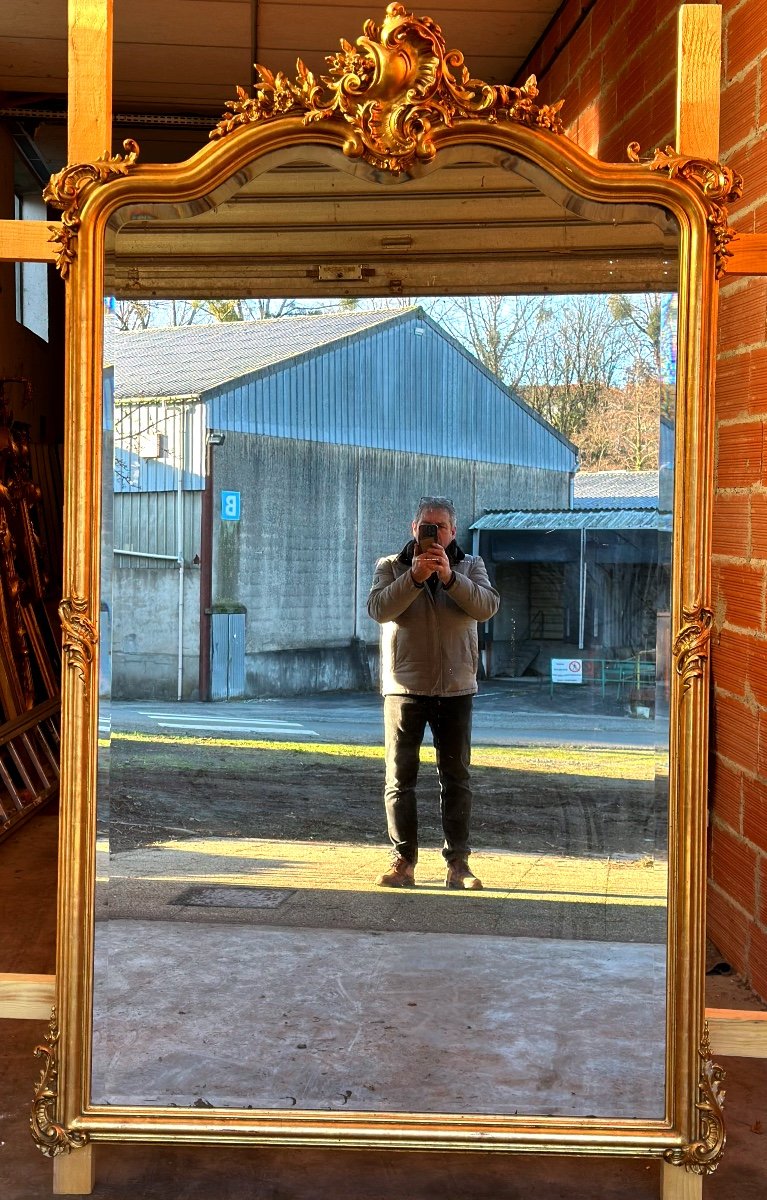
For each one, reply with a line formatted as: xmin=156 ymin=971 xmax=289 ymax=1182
xmin=220 ymin=490 xmax=241 ymax=521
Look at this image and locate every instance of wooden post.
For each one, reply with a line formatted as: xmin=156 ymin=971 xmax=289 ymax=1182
xmin=53 ymin=1145 xmax=95 ymax=1196
xmin=660 ymin=1162 xmax=703 ymax=1200
xmin=0 ymin=972 xmax=55 ymax=1019
xmin=68 ymin=0 xmax=114 ymax=162
xmin=49 ymin=7 xmax=114 ymax=1195
xmin=666 ymin=10 xmax=720 ymax=1198
xmin=706 ymin=1008 xmax=767 ymax=1057
xmin=676 ymin=4 xmax=722 ymax=159
xmin=0 ymin=221 xmax=60 ymax=263
xmin=725 ymin=234 xmax=767 ymax=276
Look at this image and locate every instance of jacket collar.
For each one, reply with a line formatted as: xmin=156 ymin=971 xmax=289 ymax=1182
xmin=397 ymin=538 xmax=465 ymax=565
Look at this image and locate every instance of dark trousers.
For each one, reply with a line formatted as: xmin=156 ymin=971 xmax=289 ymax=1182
xmin=383 ymin=693 xmax=474 ymax=865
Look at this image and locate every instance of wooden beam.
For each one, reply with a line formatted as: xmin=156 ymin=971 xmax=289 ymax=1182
xmin=53 ymin=1144 xmax=95 ymax=1196
xmin=676 ymin=4 xmax=722 ymax=160
xmin=725 ymin=233 xmax=767 ymax=276
xmin=706 ymin=1007 xmax=767 ymax=1057
xmin=0 ymin=219 xmax=60 ymax=263
xmin=68 ymin=0 xmax=113 ymax=162
xmin=660 ymin=1161 xmax=703 ymax=1199
xmin=0 ymin=972 xmax=55 ymax=1019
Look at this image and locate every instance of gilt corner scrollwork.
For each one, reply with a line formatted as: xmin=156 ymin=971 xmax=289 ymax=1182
xmin=59 ymin=593 xmax=98 ymax=687
xmin=673 ymin=601 xmax=713 ymax=694
xmin=210 ymin=2 xmax=564 ymax=174
xmin=30 ymin=1011 xmax=90 ymax=1158
xmin=663 ymin=1023 xmax=726 ymax=1175
xmin=627 ymin=143 xmax=743 ymax=278
xmin=42 ymin=139 xmax=141 ymax=279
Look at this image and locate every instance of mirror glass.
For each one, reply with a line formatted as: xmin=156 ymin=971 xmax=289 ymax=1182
xmin=93 ymin=151 xmax=678 ymax=1120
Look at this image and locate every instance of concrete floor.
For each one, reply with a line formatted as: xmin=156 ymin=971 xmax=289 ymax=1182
xmin=2 ymin=808 xmax=766 ymax=1199
xmin=91 ymin=835 xmax=667 ymax=1115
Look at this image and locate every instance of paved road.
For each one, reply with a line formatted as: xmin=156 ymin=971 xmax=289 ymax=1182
xmin=110 ymin=682 xmax=662 ymax=749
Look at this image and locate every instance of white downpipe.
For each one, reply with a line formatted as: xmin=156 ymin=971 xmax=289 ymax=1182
xmin=578 ymin=527 xmax=586 ymax=651
xmin=176 ymin=407 xmax=185 ymax=702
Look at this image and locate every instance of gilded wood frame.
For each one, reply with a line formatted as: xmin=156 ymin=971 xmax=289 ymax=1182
xmin=37 ymin=3 xmax=738 ymax=1174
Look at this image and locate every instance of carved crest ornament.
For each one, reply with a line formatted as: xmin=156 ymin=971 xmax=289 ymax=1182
xmin=42 ymin=3 xmax=740 ymax=279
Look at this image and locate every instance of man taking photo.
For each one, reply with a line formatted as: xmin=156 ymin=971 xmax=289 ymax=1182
xmin=367 ymin=495 xmax=500 ymax=890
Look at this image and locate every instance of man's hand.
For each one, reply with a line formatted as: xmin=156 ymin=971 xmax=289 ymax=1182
xmin=412 ymin=544 xmax=452 ymax=584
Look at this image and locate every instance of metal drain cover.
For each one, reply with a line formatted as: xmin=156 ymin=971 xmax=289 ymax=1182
xmin=173 ymin=886 xmax=295 ymax=909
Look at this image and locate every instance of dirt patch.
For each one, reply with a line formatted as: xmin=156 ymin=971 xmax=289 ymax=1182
xmin=107 ymin=737 xmax=667 ymax=859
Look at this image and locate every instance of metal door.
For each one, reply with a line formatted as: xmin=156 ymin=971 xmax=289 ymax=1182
xmin=210 ymin=612 xmax=246 ymax=700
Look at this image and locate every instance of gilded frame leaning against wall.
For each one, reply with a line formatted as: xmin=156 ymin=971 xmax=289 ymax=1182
xmin=35 ymin=2 xmax=738 ymax=1175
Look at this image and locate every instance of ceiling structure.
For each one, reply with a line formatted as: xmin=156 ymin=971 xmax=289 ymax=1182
xmin=2 ymin=3 xmax=679 ymax=297
xmin=0 ymin=0 xmax=562 ymax=176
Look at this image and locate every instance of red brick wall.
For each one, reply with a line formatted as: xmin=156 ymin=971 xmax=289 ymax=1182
xmin=710 ymin=0 xmax=767 ymax=1000
xmin=519 ymin=0 xmax=678 ymax=162
xmin=524 ymin=0 xmax=767 ymax=999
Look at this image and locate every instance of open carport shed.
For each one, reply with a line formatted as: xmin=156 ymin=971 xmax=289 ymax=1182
xmin=472 ymin=504 xmax=672 ymax=681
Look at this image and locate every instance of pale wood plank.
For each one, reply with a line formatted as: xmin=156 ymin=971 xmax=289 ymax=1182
xmin=0 ymin=220 xmax=60 ymax=262
xmin=706 ymin=1007 xmax=767 ymax=1057
xmin=53 ymin=1144 xmax=95 ymax=1196
xmin=0 ymin=40 xmax=66 ymax=90
xmin=676 ymin=4 xmax=721 ymax=160
xmin=660 ymin=1161 xmax=703 ymax=1200
xmin=112 ymin=42 xmax=251 ymax=85
xmin=68 ymin=0 xmax=113 ymax=162
xmin=725 ymin=233 xmax=767 ymax=276
xmin=258 ymin=5 xmax=550 ymax=57
xmin=0 ymin=972 xmax=55 ymax=1019
xmin=114 ymin=0 xmax=251 ymax=46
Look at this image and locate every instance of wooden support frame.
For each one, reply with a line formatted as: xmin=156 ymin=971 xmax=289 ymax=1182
xmin=724 ymin=233 xmax=767 ymax=276
xmin=0 ymin=221 xmax=61 ymax=263
xmin=68 ymin=0 xmax=113 ymax=162
xmin=676 ymin=4 xmax=722 ymax=160
xmin=707 ymin=1008 xmax=767 ymax=1058
xmin=0 ymin=972 xmax=55 ymax=1019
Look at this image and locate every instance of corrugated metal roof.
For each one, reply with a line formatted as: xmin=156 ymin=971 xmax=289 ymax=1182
xmin=573 ymin=470 xmax=659 ymax=509
xmin=108 ymin=308 xmax=578 ymax=474
xmin=471 ymin=508 xmax=671 ymax=532
xmin=111 ymin=309 xmax=418 ymax=400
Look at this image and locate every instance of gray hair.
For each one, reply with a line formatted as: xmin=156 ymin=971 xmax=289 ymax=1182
xmin=415 ymin=495 xmax=457 ymax=525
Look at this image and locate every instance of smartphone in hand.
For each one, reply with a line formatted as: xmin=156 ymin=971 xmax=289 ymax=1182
xmin=418 ymin=522 xmax=438 ymax=551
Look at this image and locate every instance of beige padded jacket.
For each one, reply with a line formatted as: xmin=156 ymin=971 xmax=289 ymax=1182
xmin=367 ymin=543 xmax=500 ymax=697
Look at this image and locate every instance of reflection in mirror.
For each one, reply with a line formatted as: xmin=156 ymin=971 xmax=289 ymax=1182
xmin=95 ymin=164 xmax=677 ymax=1118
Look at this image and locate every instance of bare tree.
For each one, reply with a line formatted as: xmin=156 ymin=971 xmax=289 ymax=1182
xmin=107 ymin=296 xmax=310 ymax=329
xmin=576 ymin=379 xmax=659 ymax=470
xmin=439 ymin=295 xmax=542 ymax=389
xmin=608 ymin=293 xmax=663 ymax=379
xmin=517 ymin=295 xmax=630 ymax=440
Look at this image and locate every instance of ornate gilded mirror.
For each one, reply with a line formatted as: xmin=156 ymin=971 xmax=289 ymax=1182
xmin=37 ymin=2 xmax=736 ymax=1177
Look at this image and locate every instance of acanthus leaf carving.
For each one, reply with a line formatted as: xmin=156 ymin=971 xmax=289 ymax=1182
xmin=59 ymin=592 xmax=98 ymax=687
xmin=663 ymin=1023 xmax=726 ymax=1175
xmin=30 ymin=1011 xmax=90 ymax=1158
xmin=210 ymin=3 xmax=564 ymax=173
xmin=673 ymin=600 xmax=713 ymax=694
xmin=42 ymin=140 xmax=141 ymax=279
xmin=627 ymin=143 xmax=743 ymax=278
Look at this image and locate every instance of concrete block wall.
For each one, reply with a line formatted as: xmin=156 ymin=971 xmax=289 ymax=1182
xmin=209 ymin=433 xmax=569 ymax=697
xmin=528 ymin=0 xmax=767 ymax=999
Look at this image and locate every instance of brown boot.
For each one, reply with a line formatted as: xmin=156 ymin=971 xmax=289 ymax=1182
xmin=375 ymin=855 xmax=416 ymax=887
xmin=445 ymin=860 xmax=483 ymax=890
